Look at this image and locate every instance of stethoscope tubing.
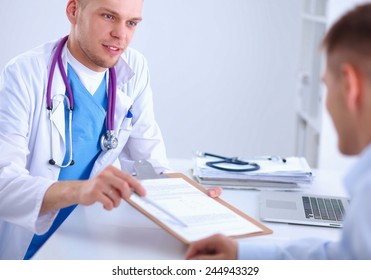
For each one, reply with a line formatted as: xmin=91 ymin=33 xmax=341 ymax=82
xmin=48 ymin=94 xmax=74 ymax=167
xmin=107 ymin=67 xmax=116 ymax=131
xmin=46 ymin=35 xmax=116 ymax=131
xmin=47 ymin=36 xmax=74 ymax=110
xmin=203 ymin=152 xmax=261 ymax=172
xmin=47 ymin=36 xmax=119 ymax=167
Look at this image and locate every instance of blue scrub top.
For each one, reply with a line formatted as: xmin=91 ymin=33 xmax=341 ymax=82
xmin=24 ymin=65 xmax=108 ymax=259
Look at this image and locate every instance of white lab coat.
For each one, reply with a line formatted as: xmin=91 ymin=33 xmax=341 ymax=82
xmin=0 ymin=39 xmax=169 ymax=259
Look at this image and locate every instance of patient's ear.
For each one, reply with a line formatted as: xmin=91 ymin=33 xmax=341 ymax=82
xmin=340 ymin=63 xmax=364 ymax=112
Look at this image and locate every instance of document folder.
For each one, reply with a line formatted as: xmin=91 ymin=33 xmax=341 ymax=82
xmin=125 ymin=173 xmax=272 ymax=244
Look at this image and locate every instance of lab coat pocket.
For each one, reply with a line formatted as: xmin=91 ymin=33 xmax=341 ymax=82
xmin=117 ymin=115 xmax=133 ymax=147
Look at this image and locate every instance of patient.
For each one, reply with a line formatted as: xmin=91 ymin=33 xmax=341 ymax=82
xmin=186 ymin=3 xmax=371 ymax=260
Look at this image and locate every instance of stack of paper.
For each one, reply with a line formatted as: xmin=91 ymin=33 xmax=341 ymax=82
xmin=193 ymin=156 xmax=313 ymax=190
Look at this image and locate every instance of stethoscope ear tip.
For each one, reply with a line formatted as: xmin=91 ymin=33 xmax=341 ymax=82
xmin=49 ymin=159 xmax=74 ymax=166
xmin=194 ymin=150 xmax=205 ymax=157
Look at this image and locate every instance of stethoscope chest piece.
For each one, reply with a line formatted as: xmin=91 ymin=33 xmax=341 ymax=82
xmin=100 ymin=130 xmax=118 ymax=151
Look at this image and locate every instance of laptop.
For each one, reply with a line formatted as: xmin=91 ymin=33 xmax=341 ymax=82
xmin=259 ymin=191 xmax=350 ymax=228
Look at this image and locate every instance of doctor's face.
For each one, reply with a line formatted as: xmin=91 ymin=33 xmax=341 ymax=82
xmin=67 ymin=0 xmax=143 ymax=72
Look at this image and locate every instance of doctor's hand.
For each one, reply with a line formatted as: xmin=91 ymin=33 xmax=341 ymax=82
xmin=185 ymin=234 xmax=238 ymax=260
xmin=78 ymin=165 xmax=146 ymax=210
xmin=207 ymin=186 xmax=223 ymax=198
xmin=41 ymin=165 xmax=146 ymax=213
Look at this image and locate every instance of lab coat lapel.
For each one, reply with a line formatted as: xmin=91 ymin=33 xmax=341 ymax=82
xmin=49 ymin=44 xmax=68 ymax=146
xmin=113 ymin=58 xmax=135 ymax=131
xmin=114 ymin=86 xmax=133 ymax=131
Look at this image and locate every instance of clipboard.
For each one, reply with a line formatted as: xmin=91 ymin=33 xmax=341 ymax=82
xmin=126 ymin=171 xmax=272 ymax=244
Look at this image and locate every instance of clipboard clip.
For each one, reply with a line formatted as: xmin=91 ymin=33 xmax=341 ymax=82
xmin=133 ymin=159 xmax=167 ymax=180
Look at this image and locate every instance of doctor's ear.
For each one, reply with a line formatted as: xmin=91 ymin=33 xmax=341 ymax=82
xmin=340 ymin=63 xmax=364 ymax=112
xmin=66 ymin=0 xmax=79 ymax=24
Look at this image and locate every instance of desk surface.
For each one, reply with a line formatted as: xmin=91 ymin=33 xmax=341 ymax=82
xmin=33 ymin=159 xmax=347 ymax=260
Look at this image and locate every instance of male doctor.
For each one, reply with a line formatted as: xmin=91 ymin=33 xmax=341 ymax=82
xmin=0 ymin=0 xmax=169 ymax=259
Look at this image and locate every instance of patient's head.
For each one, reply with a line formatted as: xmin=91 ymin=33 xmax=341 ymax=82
xmin=322 ymin=3 xmax=371 ymax=155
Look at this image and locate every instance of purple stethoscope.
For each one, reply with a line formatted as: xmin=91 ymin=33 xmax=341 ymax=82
xmin=47 ymin=36 xmax=118 ymax=168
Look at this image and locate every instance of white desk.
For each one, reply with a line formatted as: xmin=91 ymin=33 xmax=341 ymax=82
xmin=33 ymin=159 xmax=347 ymax=260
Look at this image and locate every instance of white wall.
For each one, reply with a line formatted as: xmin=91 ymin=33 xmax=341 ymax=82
xmin=0 ymin=0 xmax=69 ymax=68
xmin=0 ymin=0 xmax=302 ymax=160
xmin=132 ymin=0 xmax=302 ymax=159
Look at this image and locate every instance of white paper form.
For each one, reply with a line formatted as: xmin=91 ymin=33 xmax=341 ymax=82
xmin=129 ymin=178 xmax=262 ymax=242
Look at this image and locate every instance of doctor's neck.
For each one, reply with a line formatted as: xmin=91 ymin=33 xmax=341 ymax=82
xmin=66 ymin=38 xmax=110 ymax=73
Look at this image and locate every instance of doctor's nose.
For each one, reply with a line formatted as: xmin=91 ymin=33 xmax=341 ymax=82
xmin=111 ymin=21 xmax=129 ymax=42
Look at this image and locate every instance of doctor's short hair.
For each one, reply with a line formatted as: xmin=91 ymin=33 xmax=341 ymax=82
xmin=322 ymin=3 xmax=371 ymax=74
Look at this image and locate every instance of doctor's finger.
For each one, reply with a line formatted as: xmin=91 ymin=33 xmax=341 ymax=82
xmin=103 ymin=173 xmax=139 ymax=200
xmin=111 ymin=168 xmax=146 ymax=196
xmin=105 ymin=187 xmax=122 ymax=208
xmin=95 ymin=192 xmax=116 ymax=211
xmin=207 ymin=186 xmax=223 ymax=198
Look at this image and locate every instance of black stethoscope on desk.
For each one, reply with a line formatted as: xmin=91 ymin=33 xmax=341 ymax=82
xmin=200 ymin=152 xmax=286 ymax=172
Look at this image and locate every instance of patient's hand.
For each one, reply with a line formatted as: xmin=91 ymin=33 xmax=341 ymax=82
xmin=185 ymin=234 xmax=237 ymax=260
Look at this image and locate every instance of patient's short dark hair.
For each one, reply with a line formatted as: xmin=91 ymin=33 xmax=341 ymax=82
xmin=323 ymin=3 xmax=371 ymax=57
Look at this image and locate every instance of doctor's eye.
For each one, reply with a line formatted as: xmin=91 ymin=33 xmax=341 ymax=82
xmin=103 ymin=13 xmax=114 ymax=21
xmin=127 ymin=20 xmax=138 ymax=28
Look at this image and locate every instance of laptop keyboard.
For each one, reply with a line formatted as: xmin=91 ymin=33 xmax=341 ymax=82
xmin=302 ymin=196 xmax=345 ymax=221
